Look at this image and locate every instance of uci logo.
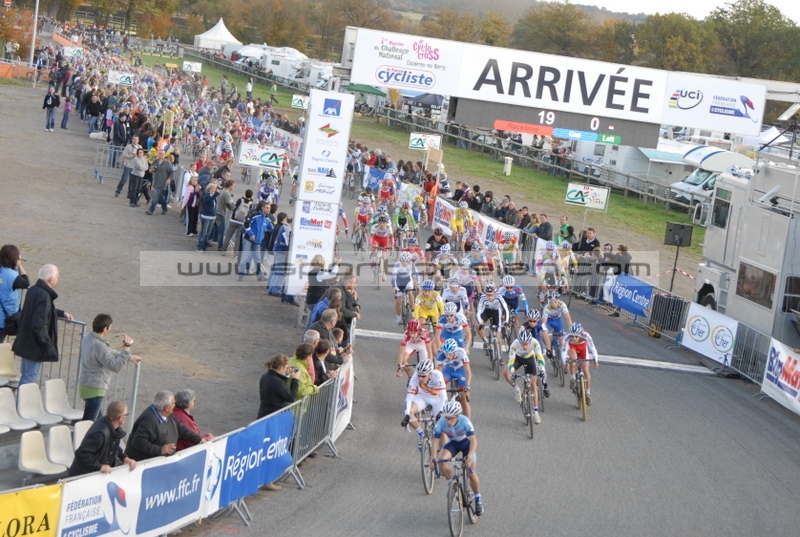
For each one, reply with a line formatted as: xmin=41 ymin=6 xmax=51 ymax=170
xmin=669 ymin=89 xmax=703 ymax=110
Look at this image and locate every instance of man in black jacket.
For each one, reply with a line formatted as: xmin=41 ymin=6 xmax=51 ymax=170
xmin=13 ymin=264 xmax=73 ymax=385
xmin=125 ymin=391 xmax=204 ymax=461
xmin=109 ymin=111 xmax=130 ymax=168
xmin=69 ymin=401 xmax=137 ymax=477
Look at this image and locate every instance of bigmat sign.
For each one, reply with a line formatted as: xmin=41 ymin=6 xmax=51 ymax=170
xmin=351 ymin=28 xmax=765 ymax=135
xmin=762 ymin=339 xmax=800 ymax=416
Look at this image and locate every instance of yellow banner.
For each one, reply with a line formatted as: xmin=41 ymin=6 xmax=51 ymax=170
xmin=0 ymin=484 xmax=62 ymax=537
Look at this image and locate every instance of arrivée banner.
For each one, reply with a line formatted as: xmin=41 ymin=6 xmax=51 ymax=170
xmin=681 ymin=302 xmax=738 ymax=365
xmin=762 ymin=339 xmax=800 ymax=416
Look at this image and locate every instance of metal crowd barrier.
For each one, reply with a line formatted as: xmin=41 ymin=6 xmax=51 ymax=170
xmin=92 ymin=144 xmax=123 ymax=184
xmin=730 ymin=323 xmax=771 ymax=384
xmin=290 ymin=379 xmax=337 ymax=488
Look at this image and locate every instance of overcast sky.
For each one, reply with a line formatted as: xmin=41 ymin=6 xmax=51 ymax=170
xmin=580 ymin=0 xmax=799 ymax=25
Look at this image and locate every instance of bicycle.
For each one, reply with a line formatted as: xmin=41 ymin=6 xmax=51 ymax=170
xmin=352 ymin=222 xmax=368 ymax=259
xmin=502 ymin=312 xmax=518 ymax=350
xmin=345 ymin=171 xmax=358 ymax=200
xmin=418 ymin=412 xmax=439 ymax=495
xmin=568 ymin=358 xmax=593 ymax=422
xmin=483 ymin=323 xmax=502 ymax=381
xmin=438 ymin=457 xmax=479 ymax=537
xmin=369 ymin=247 xmax=387 ymax=289
xmin=400 ymin=291 xmax=414 ymax=328
xmin=394 ymin=227 xmax=409 ymax=259
xmin=511 ymin=372 xmax=536 ymax=439
xmin=550 ymin=331 xmax=565 ymax=388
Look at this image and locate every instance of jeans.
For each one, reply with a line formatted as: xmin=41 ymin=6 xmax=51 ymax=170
xmin=88 ymin=115 xmax=101 ymax=134
xmin=19 ymin=359 xmax=43 ymax=386
xmin=197 ymin=216 xmax=215 ymax=250
xmin=238 ymin=239 xmax=262 ymax=276
xmin=45 ymin=108 xmax=55 ymax=130
xmin=82 ymin=395 xmax=105 ymax=422
xmin=149 ymin=188 xmax=169 ymax=213
xmin=212 ymin=214 xmax=227 ymax=248
xmin=60 ymin=110 xmax=70 ymax=128
xmin=116 ymin=165 xmax=132 ymax=195
xmin=268 ymin=250 xmax=289 ymax=296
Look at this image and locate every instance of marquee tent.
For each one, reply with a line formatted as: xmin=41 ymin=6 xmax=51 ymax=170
xmin=193 ymin=19 xmax=241 ymax=51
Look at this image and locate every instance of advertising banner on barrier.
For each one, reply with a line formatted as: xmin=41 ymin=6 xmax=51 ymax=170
xmin=363 ymin=166 xmax=387 ymax=193
xmin=270 ymin=128 xmax=303 ymax=160
xmin=218 ymin=412 xmax=295 ymax=505
xmin=762 ymin=340 xmax=800 ymax=416
xmin=297 ymin=89 xmax=354 ymax=204
xmin=331 ymin=360 xmax=355 ymax=441
xmin=0 ymin=484 xmax=62 ymax=537
xmin=182 ymin=61 xmax=202 ymax=73
xmin=409 ymin=133 xmax=442 ymax=150
xmin=565 ymin=182 xmax=610 ymax=211
xmin=238 ymin=141 xmax=288 ymax=170
xmin=607 ymin=273 xmax=654 ymax=318
xmin=108 ymin=70 xmax=134 ymax=86
xmin=291 ymin=95 xmax=309 ymax=109
xmin=431 ymin=196 xmax=455 ymax=237
xmin=682 ymin=303 xmax=738 ymax=365
xmin=433 ymin=196 xmax=520 ymax=245
xmin=397 ymin=182 xmax=424 ymax=207
xmin=286 ymin=199 xmax=339 ymax=294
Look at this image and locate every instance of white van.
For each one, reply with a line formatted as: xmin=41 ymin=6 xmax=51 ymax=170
xmin=670 ymin=146 xmax=754 ymax=206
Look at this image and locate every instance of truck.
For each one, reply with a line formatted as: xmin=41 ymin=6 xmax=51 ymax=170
xmin=694 ymin=148 xmax=800 ymax=346
xmin=669 ymin=146 xmax=755 ymax=207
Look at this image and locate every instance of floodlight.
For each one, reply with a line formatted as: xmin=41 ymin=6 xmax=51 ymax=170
xmin=777 ymin=103 xmax=800 ymax=122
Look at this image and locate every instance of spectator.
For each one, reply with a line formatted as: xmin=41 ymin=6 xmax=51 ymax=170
xmin=517 ymin=206 xmax=531 ymax=230
xmin=311 ymin=309 xmax=349 ymax=372
xmin=312 ymin=339 xmax=335 ymax=385
xmin=181 ymin=173 xmax=202 ymax=236
xmin=197 ymin=182 xmax=220 ymax=252
xmin=115 ymin=134 xmax=141 ymax=198
xmin=109 ymin=111 xmax=130 ymax=168
xmin=535 ymin=213 xmax=553 ymax=241
xmin=13 ymin=264 xmax=73 ymax=385
xmin=258 ymin=353 xmax=301 ymax=418
xmin=42 ymin=86 xmax=60 ymax=132
xmin=308 ymin=287 xmax=341 ymax=330
xmin=223 ymin=188 xmax=253 ymax=258
xmin=557 ymin=215 xmax=570 ymax=240
xmin=239 ymin=201 xmax=273 ymax=281
xmin=479 ymin=191 xmax=496 ymax=216
xmin=78 ymin=313 xmax=141 ymax=421
xmin=129 ymin=147 xmax=149 ymax=207
xmin=172 ymin=389 xmax=214 ymax=451
xmin=337 ymin=275 xmax=361 ymax=331
xmin=0 ymin=245 xmax=30 ymax=343
xmin=468 ymin=185 xmax=483 ymax=211
xmin=145 ymin=149 xmax=173 ymax=215
xmin=268 ymin=212 xmax=294 ymax=303
xmin=287 ymin=344 xmax=319 ymax=399
xmin=504 ymin=201 xmax=519 ymax=226
xmin=68 ymin=401 xmax=136 ymax=477
xmin=493 ymin=197 xmax=510 ymax=220
xmin=561 ymin=225 xmax=578 ymax=245
xmin=574 ymin=227 xmax=601 ymax=254
xmin=125 ymin=391 xmax=205 ymax=461
xmin=213 ymin=177 xmax=236 ymax=250
xmin=305 ymin=255 xmax=342 ymax=313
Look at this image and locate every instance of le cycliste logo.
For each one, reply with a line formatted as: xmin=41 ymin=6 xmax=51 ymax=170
xmin=322 ymin=98 xmax=341 ymax=117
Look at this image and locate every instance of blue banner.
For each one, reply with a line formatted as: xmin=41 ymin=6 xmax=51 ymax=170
xmin=137 ymin=450 xmax=207 ymax=533
xmin=218 ymin=411 xmax=294 ymax=506
xmin=607 ymin=273 xmax=653 ymax=317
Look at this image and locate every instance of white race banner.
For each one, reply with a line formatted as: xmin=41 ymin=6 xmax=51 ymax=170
xmin=565 ymin=182 xmax=610 ymax=211
xmin=331 ymin=359 xmax=355 ymax=441
xmin=681 ymin=302 xmax=738 ymax=365
xmin=238 ymin=140 xmax=288 ymax=170
xmin=291 ymin=94 xmax=309 ymax=109
xmin=762 ymin=339 xmax=800 ymax=416
xmin=432 ymin=196 xmax=519 ymax=245
xmin=285 ymin=199 xmax=339 ymax=295
xmin=397 ymin=182 xmax=423 ymax=207
xmin=297 ymin=89 xmax=355 ymax=204
xmin=350 ymin=28 xmax=765 ymax=135
xmin=108 ymin=70 xmax=135 ymax=86
xmin=182 ymin=61 xmax=202 ymax=73
xmin=409 ymin=133 xmax=442 ymax=150
xmin=63 ymin=46 xmax=84 ymax=57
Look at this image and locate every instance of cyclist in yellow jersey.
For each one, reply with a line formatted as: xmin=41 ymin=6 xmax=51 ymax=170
xmin=414 ymin=279 xmax=445 ymax=333
xmin=450 ymin=201 xmax=474 ymax=235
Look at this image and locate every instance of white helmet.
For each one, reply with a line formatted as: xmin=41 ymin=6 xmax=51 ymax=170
xmin=399 ymin=252 xmax=412 ymax=262
xmin=440 ymin=244 xmax=451 ymax=254
xmin=442 ymin=400 xmax=462 ymax=417
xmin=444 ymin=302 xmax=459 ymax=314
xmin=502 ymin=275 xmax=515 ymax=287
xmin=416 ymin=360 xmax=434 ymax=375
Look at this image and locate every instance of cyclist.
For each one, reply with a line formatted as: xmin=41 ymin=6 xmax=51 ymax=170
xmin=462 ymin=226 xmax=482 ymax=252
xmin=431 ymin=400 xmax=484 ymax=516
xmin=403 ymin=236 xmax=425 ymax=264
xmin=353 ymin=194 xmax=374 ymax=232
xmin=562 ymin=322 xmax=599 ymax=404
xmin=378 ymin=173 xmax=396 ymax=206
xmin=542 ymin=290 xmax=573 ymax=354
xmin=414 ymin=279 xmax=445 ymax=333
xmin=434 ymin=243 xmax=459 ymax=280
xmin=258 ymin=172 xmax=280 ymax=204
xmin=336 ymin=207 xmax=349 ymax=238
xmin=435 ymin=302 xmax=472 ymax=351
xmin=504 ymin=331 xmax=544 ymax=424
xmin=359 ymin=187 xmax=376 ymax=206
xmin=396 ymin=319 xmax=433 ymax=377
xmin=392 ymin=252 xmax=419 ymax=325
xmin=537 ymin=241 xmax=563 ymax=295
xmin=401 ymin=360 xmax=447 ymax=448
xmin=519 ymin=309 xmax=552 ymax=365
xmin=411 ymin=195 xmax=428 ymax=228
xmin=477 ymin=284 xmax=510 ymax=352
xmin=485 ymin=242 xmax=503 ymax=276
xmin=370 ymin=214 xmax=394 ymax=281
xmin=499 ymin=231 xmax=519 ymax=273
xmin=425 ymin=227 xmax=449 ymax=261
xmin=450 ymin=201 xmax=473 ymax=246
xmin=435 ymin=339 xmax=473 ymax=418
xmin=393 ymin=201 xmax=417 ymax=246
xmin=453 ymin=258 xmax=480 ymax=301
xmin=560 ymin=241 xmax=578 ymax=274
xmin=498 ymin=275 xmax=529 ymax=331
xmin=442 ymin=278 xmax=471 ymax=315
xmin=370 ymin=204 xmax=390 ymax=226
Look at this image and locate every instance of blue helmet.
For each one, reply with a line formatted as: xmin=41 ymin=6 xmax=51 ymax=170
xmin=422 ymin=280 xmax=435 ymax=291
xmin=569 ymin=322 xmax=583 ymax=335
xmin=441 ymin=339 xmax=458 ymax=354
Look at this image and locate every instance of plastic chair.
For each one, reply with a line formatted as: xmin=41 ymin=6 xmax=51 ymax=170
xmin=44 ymin=379 xmax=83 ymax=421
xmin=0 ymin=387 xmax=36 ymax=430
xmin=73 ymin=420 xmax=93 ymax=450
xmin=17 ymin=384 xmax=62 ymax=426
xmin=46 ymin=425 xmax=75 ymax=467
xmin=18 ymin=430 xmax=68 ymax=483
xmin=0 ymin=342 xmax=20 ymax=386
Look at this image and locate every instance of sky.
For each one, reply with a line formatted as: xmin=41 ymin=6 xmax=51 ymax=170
xmin=579 ymin=0 xmax=800 ymax=25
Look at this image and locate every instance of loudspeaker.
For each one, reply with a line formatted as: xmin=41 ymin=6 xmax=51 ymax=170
xmin=664 ymin=222 xmax=692 ymax=247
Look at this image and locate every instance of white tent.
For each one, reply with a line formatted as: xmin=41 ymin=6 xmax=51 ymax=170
xmin=193 ymin=19 xmax=242 ymax=51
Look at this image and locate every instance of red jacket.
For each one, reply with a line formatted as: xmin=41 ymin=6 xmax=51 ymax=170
xmin=172 ymin=407 xmax=204 ymax=451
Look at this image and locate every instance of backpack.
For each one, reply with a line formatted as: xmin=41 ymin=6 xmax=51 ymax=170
xmin=232 ymin=197 xmax=252 ymax=222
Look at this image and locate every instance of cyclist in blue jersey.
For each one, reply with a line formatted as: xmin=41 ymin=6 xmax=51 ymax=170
xmin=435 ymin=302 xmax=472 ymax=350
xmin=435 ymin=339 xmax=472 ymax=418
xmin=498 ymin=275 xmax=529 ymax=331
xmin=541 ymin=291 xmax=573 ymax=352
xmin=432 ymin=401 xmax=483 ymax=516
xmin=519 ymin=309 xmax=552 ymax=362
xmin=441 ymin=278 xmax=470 ymax=315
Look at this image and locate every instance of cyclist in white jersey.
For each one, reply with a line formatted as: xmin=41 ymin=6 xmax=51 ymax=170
xmin=561 ymin=322 xmax=599 ymax=404
xmin=392 ymin=252 xmax=419 ymax=324
xmin=396 ymin=319 xmax=433 ymax=376
xmin=401 ymin=360 xmax=447 ymax=449
xmin=505 ymin=331 xmax=545 ymax=424
xmin=477 ymin=284 xmax=510 ymax=351
xmin=441 ymin=278 xmax=470 ymax=314
xmin=541 ymin=291 xmax=573 ymax=351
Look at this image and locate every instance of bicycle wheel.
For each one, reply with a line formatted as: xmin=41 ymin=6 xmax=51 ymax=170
xmin=402 ymin=299 xmax=413 ymax=328
xmin=492 ymin=340 xmax=501 ymax=380
xmin=558 ymin=358 xmax=565 ymax=387
xmin=464 ymin=478 xmax=479 ymax=524
xmin=447 ymin=480 xmax=464 ymax=537
xmin=579 ymin=377 xmax=589 ymax=422
xmin=421 ymin=437 xmax=435 ymax=495
xmin=526 ymin=390 xmax=534 ymax=439
xmin=537 ymin=375 xmax=545 ymax=412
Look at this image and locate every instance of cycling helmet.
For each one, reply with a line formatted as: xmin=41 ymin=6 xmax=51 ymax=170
xmin=408 ymin=237 xmax=418 ymax=245
xmin=406 ymin=319 xmax=421 ymax=332
xmin=415 ymin=196 xmax=424 ymax=203
xmin=441 ymin=338 xmax=458 ymax=354
xmin=422 ymin=280 xmax=435 ymax=291
xmin=546 ymin=240 xmax=556 ymax=250
xmin=502 ymin=275 xmax=515 ymax=287
xmin=444 ymin=302 xmax=459 ymax=314
xmin=546 ymin=290 xmax=561 ymax=300
xmin=484 ymin=284 xmax=497 ymax=294
xmin=470 ymin=243 xmax=481 ymax=251
xmin=503 ymin=231 xmax=514 ymax=240
xmin=434 ymin=226 xmax=444 ymax=235
xmin=525 ymin=309 xmax=540 ymax=321
xmin=359 ymin=195 xmax=370 ymax=203
xmin=416 ymin=360 xmax=434 ymax=375
xmin=459 ymin=201 xmax=468 ymax=208
xmin=442 ymin=400 xmax=462 ymax=418
xmin=440 ymin=244 xmax=451 ymax=254
xmin=569 ymin=322 xmax=583 ymax=335
xmin=488 ymin=242 xmax=499 ymax=251
xmin=550 ymin=251 xmax=560 ymax=260
xmin=377 ymin=214 xmax=390 ymax=223
xmin=378 ymin=204 xmax=388 ymax=213
xmin=399 ymin=252 xmax=412 ymax=262
xmin=402 ymin=202 xmax=410 ymax=210
xmin=365 ymin=187 xmax=373 ymax=194
xmin=460 ymin=258 xmax=472 ymax=268
xmin=518 ymin=330 xmax=534 ymax=343
xmin=561 ymin=241 xmax=572 ymax=250
xmin=448 ymin=279 xmax=460 ymax=289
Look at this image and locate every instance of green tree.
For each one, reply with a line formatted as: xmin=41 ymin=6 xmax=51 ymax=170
xmin=419 ymin=8 xmax=481 ymax=42
xmin=636 ymin=13 xmax=717 ymax=72
xmin=335 ymin=0 xmax=395 ymax=30
xmin=512 ymin=1 xmax=595 ymax=57
xmin=480 ymin=12 xmax=512 ymax=47
xmin=707 ymin=0 xmax=795 ymax=78
xmin=591 ymin=18 xmax=637 ymax=64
